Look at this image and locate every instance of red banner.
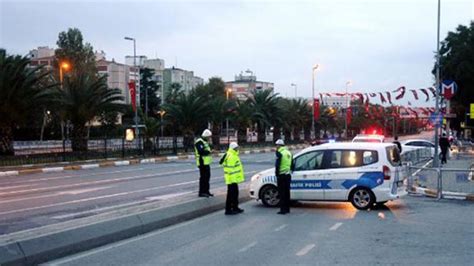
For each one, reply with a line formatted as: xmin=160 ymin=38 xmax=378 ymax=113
xmin=346 ymin=107 xmax=352 ymax=125
xmin=128 ymin=81 xmax=136 ymax=111
xmin=313 ymin=99 xmax=320 ymax=120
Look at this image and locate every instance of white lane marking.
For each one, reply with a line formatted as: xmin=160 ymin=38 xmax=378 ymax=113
xmin=274 ymin=224 xmax=288 ymax=232
xmin=238 ymin=241 xmax=257 ymax=253
xmin=56 ymin=186 xmax=112 ymax=196
xmin=329 ymin=222 xmax=343 ymax=231
xmin=0 ymin=184 xmax=35 ymax=191
xmin=46 ymin=211 xmax=224 ymax=265
xmin=0 ymin=169 xmax=197 ymax=197
xmin=0 ymin=181 xmax=198 ymax=216
xmin=145 ymin=191 xmax=194 ymax=201
xmin=51 ymin=198 xmax=158 ymax=220
xmin=296 ymin=244 xmax=316 ymax=256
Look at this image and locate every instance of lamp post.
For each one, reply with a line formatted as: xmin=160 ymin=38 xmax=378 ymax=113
xmin=59 ymin=61 xmax=70 ymax=142
xmin=433 ymin=0 xmax=441 ymax=167
xmin=226 ymin=88 xmax=232 ymax=144
xmin=291 ymin=83 xmax=297 ymax=98
xmin=158 ymin=110 xmax=166 ymax=137
xmin=345 ymin=80 xmax=352 ymax=139
xmin=311 ymin=64 xmax=319 ymax=138
xmin=124 ymin=36 xmax=139 ymax=147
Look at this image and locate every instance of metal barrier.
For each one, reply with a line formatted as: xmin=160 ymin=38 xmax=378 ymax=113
xmin=406 ymin=149 xmax=474 ymax=200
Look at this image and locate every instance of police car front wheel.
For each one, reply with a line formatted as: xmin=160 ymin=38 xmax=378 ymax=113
xmin=260 ymin=185 xmax=280 ymax=207
xmin=349 ymin=187 xmax=375 ymax=210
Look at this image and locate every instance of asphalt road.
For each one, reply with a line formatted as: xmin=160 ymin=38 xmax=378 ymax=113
xmin=46 ymin=196 xmax=474 ymax=266
xmin=0 ymin=152 xmax=276 ymax=235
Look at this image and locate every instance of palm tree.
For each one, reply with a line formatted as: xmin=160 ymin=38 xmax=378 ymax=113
xmin=163 ymin=91 xmax=209 ymax=151
xmin=143 ymin=117 xmax=160 ymax=151
xmin=52 ymin=74 xmax=125 ymax=152
xmin=232 ymin=99 xmax=254 ymax=144
xmin=0 ymin=49 xmax=54 ymax=155
xmin=249 ymin=89 xmax=280 ymax=143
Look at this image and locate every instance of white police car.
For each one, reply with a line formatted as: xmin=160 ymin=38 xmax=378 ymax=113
xmin=249 ymin=142 xmax=407 ymax=210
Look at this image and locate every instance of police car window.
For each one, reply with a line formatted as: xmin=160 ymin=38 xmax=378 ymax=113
xmin=362 ymin=151 xmax=378 ymax=165
xmin=294 ymin=151 xmax=324 ymax=171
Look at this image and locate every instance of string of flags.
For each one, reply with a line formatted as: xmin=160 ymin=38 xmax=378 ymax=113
xmin=319 ymin=86 xmax=438 ymax=105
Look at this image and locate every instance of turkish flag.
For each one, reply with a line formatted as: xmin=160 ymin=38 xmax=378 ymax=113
xmin=346 ymin=107 xmax=352 ymax=125
xmin=128 ymin=81 xmax=136 ymax=111
xmin=313 ymin=99 xmax=320 ymax=120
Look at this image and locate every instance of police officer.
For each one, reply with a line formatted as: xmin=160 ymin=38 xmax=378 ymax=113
xmin=220 ymin=142 xmax=245 ymax=215
xmin=195 ymin=129 xmax=213 ymax=197
xmin=439 ymin=133 xmax=451 ymax=164
xmin=275 ymin=139 xmax=293 ymax=214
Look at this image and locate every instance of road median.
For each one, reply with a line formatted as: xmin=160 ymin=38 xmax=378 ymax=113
xmin=0 ymin=187 xmax=252 ymax=265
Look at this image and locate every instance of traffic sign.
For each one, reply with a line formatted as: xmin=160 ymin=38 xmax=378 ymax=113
xmin=429 ymin=113 xmax=443 ymax=125
xmin=441 ymin=80 xmax=457 ymax=100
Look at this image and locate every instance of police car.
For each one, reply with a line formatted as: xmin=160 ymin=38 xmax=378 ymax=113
xmin=249 ymin=142 xmax=407 ymax=210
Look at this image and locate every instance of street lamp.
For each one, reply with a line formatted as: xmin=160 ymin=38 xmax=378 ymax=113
xmin=124 ymin=36 xmax=140 ymax=147
xmin=157 ymin=110 xmax=166 ymax=137
xmin=345 ymin=80 xmax=352 ymax=139
xmin=311 ymin=64 xmax=319 ymax=138
xmin=291 ymin=83 xmax=297 ymax=98
xmin=433 ymin=0 xmax=441 ymax=167
xmin=59 ymin=61 xmax=70 ymax=89
xmin=226 ymin=88 xmax=232 ymax=144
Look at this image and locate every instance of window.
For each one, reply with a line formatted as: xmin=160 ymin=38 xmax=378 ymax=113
xmin=293 ymin=151 xmax=324 ymax=171
xmin=386 ymin=146 xmax=401 ymax=166
xmin=327 ymin=150 xmax=378 ymax=168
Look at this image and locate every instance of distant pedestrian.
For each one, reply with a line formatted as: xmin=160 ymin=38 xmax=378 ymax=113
xmin=195 ymin=129 xmax=213 ymax=197
xmin=393 ymin=136 xmax=402 ymax=153
xmin=220 ymin=142 xmax=245 ymax=215
xmin=439 ymin=133 xmax=451 ymax=164
xmin=275 ymin=139 xmax=293 ymax=215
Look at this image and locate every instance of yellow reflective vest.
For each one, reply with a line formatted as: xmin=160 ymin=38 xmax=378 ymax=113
xmin=194 ymin=138 xmax=212 ymax=166
xmin=221 ymin=148 xmax=244 ymax=185
xmin=276 ymin=146 xmax=292 ymax=175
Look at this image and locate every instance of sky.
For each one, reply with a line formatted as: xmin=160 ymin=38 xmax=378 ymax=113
xmin=1 ymin=0 xmax=473 ymax=107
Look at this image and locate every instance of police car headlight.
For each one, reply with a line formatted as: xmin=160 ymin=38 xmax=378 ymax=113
xmin=251 ymin=174 xmax=261 ymax=182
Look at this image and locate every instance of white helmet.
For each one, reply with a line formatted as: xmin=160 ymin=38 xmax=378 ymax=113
xmin=275 ymin=139 xmax=285 ymax=145
xmin=229 ymin=142 xmax=239 ymax=150
xmin=201 ymin=129 xmax=212 ymax=137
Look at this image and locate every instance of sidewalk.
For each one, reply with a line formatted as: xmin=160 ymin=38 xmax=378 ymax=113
xmin=0 ymin=144 xmax=308 ymax=177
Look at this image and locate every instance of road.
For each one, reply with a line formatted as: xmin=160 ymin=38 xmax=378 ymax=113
xmin=0 ymin=152 xmax=276 ymax=235
xmin=46 ymin=197 xmax=474 ymax=265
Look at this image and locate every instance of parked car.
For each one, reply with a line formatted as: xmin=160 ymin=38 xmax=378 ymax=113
xmin=249 ymin=142 xmax=407 ymax=210
xmin=401 ymin=139 xmax=441 ymax=158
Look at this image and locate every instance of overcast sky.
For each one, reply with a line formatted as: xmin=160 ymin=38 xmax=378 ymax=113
xmin=1 ymin=0 xmax=473 ymax=106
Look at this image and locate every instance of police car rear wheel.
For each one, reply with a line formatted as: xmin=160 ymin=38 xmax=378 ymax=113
xmin=260 ymin=185 xmax=280 ymax=207
xmin=350 ymin=187 xmax=375 ymax=210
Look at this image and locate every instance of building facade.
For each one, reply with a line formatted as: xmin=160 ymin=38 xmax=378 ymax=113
xmin=163 ymin=67 xmax=204 ymax=101
xmin=97 ymin=59 xmax=138 ymax=105
xmin=225 ymin=71 xmax=274 ymax=101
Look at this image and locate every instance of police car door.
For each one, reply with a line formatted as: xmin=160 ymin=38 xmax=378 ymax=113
xmin=291 ymin=150 xmax=325 ymax=200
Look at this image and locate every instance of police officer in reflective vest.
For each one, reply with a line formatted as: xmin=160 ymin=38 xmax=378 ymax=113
xmin=220 ymin=142 xmax=245 ymax=215
xmin=195 ymin=129 xmax=213 ymax=197
xmin=275 ymin=139 xmax=293 ymax=214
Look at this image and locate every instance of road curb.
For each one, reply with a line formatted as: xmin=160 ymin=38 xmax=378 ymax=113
xmin=411 ymin=186 xmax=474 ymax=201
xmin=0 ymin=144 xmax=308 ymax=177
xmin=0 ymin=189 xmax=252 ymax=265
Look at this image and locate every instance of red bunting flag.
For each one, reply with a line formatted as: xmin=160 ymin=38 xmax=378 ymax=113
xmin=428 ymin=87 xmax=436 ymax=97
xmin=410 ymin=90 xmax=419 ymax=100
xmin=346 ymin=107 xmax=352 ymax=125
xmin=394 ymin=86 xmax=406 ymax=100
xmin=420 ymin=88 xmax=430 ymax=102
xmin=379 ymin=92 xmax=386 ymax=103
xmin=313 ymin=99 xmax=320 ymax=120
xmin=386 ymin=92 xmax=392 ymax=104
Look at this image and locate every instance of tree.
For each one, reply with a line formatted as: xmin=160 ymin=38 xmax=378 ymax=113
xmin=143 ymin=117 xmax=160 ymax=151
xmin=140 ymin=67 xmax=161 ymax=117
xmin=162 ymin=91 xmax=209 ymax=151
xmin=249 ymin=89 xmax=280 ymax=142
xmin=232 ymin=99 xmax=254 ymax=144
xmin=435 ymin=21 xmax=474 ymax=130
xmin=52 ymin=74 xmax=125 ymax=152
xmin=166 ymin=82 xmax=183 ymax=104
xmin=0 ymin=49 xmax=54 ymax=155
xmin=55 ymin=28 xmax=97 ymax=76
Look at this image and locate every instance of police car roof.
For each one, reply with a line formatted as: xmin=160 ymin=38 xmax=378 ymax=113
xmin=297 ymin=142 xmax=395 ymax=156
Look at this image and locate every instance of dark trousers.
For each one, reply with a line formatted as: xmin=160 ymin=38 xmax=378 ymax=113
xmin=277 ymin=174 xmax=291 ymax=213
xmin=226 ymin=183 xmax=239 ymax=212
xmin=198 ymin=165 xmax=211 ymax=194
xmin=441 ymin=148 xmax=448 ymax=164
